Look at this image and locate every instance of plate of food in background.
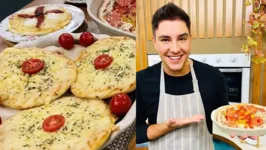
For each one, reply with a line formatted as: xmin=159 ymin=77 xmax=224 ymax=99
xmin=0 ymin=4 xmax=85 ymax=43
xmin=87 ymin=0 xmax=136 ymax=39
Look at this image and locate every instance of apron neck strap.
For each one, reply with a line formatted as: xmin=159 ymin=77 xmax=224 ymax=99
xmin=160 ymin=60 xmax=199 ymax=93
xmin=190 ymin=61 xmax=199 ymax=92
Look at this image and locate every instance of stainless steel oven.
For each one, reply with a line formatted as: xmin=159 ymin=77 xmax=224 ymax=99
xmin=148 ymin=54 xmax=251 ymax=104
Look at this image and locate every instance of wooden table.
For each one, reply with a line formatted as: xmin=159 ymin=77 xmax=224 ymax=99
xmin=0 ymin=0 xmax=136 ymax=149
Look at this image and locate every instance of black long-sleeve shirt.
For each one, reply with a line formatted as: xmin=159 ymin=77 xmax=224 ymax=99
xmin=136 ymin=60 xmax=229 ymax=144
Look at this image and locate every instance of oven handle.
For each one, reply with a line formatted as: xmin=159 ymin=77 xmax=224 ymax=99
xmin=219 ymin=68 xmax=242 ymax=73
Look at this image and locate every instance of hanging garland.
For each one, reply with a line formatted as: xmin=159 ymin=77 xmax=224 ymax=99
xmin=242 ymin=0 xmax=266 ymax=63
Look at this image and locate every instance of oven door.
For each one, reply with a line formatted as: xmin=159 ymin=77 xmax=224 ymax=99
xmin=219 ymin=68 xmax=250 ymax=104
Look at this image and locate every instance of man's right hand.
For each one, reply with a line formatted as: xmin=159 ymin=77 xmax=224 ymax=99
xmin=147 ymin=114 xmax=205 ymax=140
xmin=165 ymin=114 xmax=205 ymax=128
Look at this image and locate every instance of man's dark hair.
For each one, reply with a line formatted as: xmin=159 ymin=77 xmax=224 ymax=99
xmin=152 ymin=2 xmax=191 ymax=35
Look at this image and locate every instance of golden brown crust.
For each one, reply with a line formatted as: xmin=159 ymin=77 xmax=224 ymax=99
xmin=71 ymin=36 xmax=136 ymax=99
xmin=0 ymin=47 xmax=77 ymax=109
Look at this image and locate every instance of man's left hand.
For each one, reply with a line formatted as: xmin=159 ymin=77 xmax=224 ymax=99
xmin=230 ymin=134 xmax=259 ymax=140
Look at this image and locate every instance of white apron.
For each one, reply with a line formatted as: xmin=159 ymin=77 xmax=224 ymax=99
xmin=149 ymin=62 xmax=214 ymax=150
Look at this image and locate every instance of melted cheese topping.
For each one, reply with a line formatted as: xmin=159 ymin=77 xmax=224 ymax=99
xmin=23 ymin=18 xmax=37 ymax=26
xmin=71 ymin=37 xmax=136 ymax=99
xmin=20 ymin=7 xmax=36 ymax=14
xmin=0 ymin=97 xmax=116 ymax=150
xmin=0 ymin=47 xmax=77 ymax=109
xmin=120 ymin=22 xmax=133 ymax=32
xmin=46 ymin=13 xmax=61 ymax=20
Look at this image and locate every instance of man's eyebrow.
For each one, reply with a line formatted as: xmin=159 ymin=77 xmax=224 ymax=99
xmin=158 ymin=35 xmax=170 ymax=39
xmin=178 ymin=33 xmax=189 ymax=37
xmin=158 ymin=33 xmax=189 ymax=39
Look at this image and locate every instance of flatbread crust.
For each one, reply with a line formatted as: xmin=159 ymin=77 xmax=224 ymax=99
xmin=0 ymin=96 xmax=117 ymax=150
xmin=216 ymin=104 xmax=266 ymax=129
xmin=8 ymin=5 xmax=71 ymax=35
xmin=0 ymin=47 xmax=77 ymax=109
xmin=71 ymin=36 xmax=136 ymax=99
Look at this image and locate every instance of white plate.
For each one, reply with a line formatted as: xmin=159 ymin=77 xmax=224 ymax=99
xmin=66 ymin=0 xmax=87 ymax=4
xmin=1 ymin=32 xmax=136 ymax=149
xmin=0 ymin=4 xmax=85 ymax=43
xmin=211 ymin=105 xmax=266 ymax=136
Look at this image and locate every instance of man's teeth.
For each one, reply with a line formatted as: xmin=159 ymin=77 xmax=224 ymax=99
xmin=169 ymin=56 xmax=181 ymax=60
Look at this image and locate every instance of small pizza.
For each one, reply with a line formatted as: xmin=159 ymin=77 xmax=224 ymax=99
xmin=0 ymin=96 xmax=117 ymax=150
xmin=0 ymin=47 xmax=77 ymax=109
xmin=99 ymin=0 xmax=136 ymax=34
xmin=216 ymin=104 xmax=266 ymax=129
xmin=8 ymin=5 xmax=72 ymax=35
xmin=71 ymin=36 xmax=136 ymax=99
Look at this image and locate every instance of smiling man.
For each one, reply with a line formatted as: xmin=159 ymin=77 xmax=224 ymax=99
xmin=136 ymin=3 xmax=229 ymax=150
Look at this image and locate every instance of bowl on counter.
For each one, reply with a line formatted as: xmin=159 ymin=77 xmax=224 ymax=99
xmin=86 ymin=0 xmax=136 ymax=39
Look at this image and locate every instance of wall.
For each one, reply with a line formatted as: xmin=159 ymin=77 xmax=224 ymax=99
xmin=136 ymin=0 xmax=252 ymax=56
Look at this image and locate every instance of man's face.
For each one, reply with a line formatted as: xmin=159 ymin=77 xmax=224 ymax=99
xmin=153 ymin=19 xmax=191 ymax=74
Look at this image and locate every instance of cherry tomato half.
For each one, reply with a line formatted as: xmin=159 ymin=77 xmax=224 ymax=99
xmin=58 ymin=33 xmax=74 ymax=50
xmin=251 ymin=117 xmax=264 ymax=127
xmin=226 ymin=108 xmax=236 ymax=118
xmin=42 ymin=115 xmax=65 ymax=132
xmin=79 ymin=32 xmax=94 ymax=47
xmin=94 ymin=54 xmax=113 ymax=69
xmin=22 ymin=58 xmax=45 ymax=74
xmin=110 ymin=93 xmax=132 ymax=116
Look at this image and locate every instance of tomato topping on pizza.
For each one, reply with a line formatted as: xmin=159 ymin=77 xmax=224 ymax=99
xmin=94 ymin=54 xmax=113 ymax=69
xmin=106 ymin=12 xmax=122 ymax=27
xmin=42 ymin=115 xmax=65 ymax=132
xmin=251 ymin=117 xmax=264 ymax=127
xmin=226 ymin=107 xmax=236 ymax=118
xmin=218 ymin=104 xmax=266 ymax=129
xmin=22 ymin=58 xmax=45 ymax=74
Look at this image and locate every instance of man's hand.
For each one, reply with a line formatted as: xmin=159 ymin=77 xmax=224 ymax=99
xmin=230 ymin=134 xmax=259 ymax=140
xmin=147 ymin=114 xmax=205 ymax=140
xmin=165 ymin=114 xmax=205 ymax=128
